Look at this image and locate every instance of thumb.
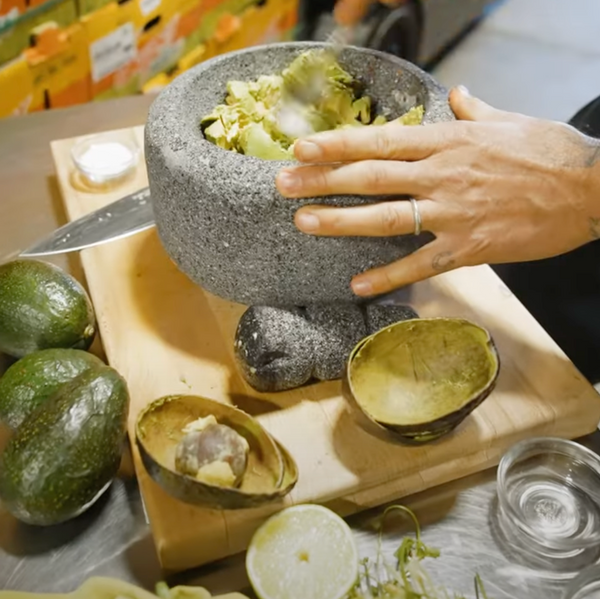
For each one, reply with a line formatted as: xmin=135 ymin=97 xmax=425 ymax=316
xmin=449 ymin=85 xmax=521 ymax=123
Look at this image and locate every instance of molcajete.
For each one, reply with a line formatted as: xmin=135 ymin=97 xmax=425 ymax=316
xmin=145 ymin=42 xmax=455 ymax=306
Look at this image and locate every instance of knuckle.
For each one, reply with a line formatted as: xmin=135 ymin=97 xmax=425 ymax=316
xmin=365 ymin=161 xmax=391 ymax=190
xmin=311 ymin=167 xmax=334 ymax=194
xmin=374 ymin=128 xmax=397 ymax=158
xmin=379 ymin=203 xmax=404 ymax=235
xmin=444 ymin=165 xmax=472 ymax=192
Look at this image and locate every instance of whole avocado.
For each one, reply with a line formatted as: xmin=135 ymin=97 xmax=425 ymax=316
xmin=0 ymin=365 xmax=130 ymax=526
xmin=0 ymin=259 xmax=96 ymax=358
xmin=0 ymin=348 xmax=104 ymax=430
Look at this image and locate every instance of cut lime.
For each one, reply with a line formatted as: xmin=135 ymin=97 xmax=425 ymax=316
xmin=246 ymin=504 xmax=359 ymax=599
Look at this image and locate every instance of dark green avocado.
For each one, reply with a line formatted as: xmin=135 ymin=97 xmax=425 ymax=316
xmin=0 ymin=365 xmax=130 ymax=526
xmin=0 ymin=259 xmax=97 ymax=358
xmin=0 ymin=348 xmax=104 ymax=430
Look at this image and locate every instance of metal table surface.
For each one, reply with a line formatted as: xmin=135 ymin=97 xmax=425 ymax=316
xmin=1 ymin=98 xmax=600 ymax=599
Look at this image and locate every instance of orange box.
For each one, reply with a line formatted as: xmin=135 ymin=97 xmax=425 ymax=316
xmin=0 ymin=0 xmax=26 ymax=21
xmin=136 ymin=0 xmax=180 ymax=86
xmin=0 ymin=0 xmax=77 ymax=65
xmin=136 ymin=0 xmax=199 ymax=87
xmin=214 ymin=0 xmax=298 ymax=55
xmin=25 ymin=21 xmax=90 ymax=111
xmin=81 ymin=0 xmax=139 ymax=100
xmin=0 ymin=55 xmax=33 ymax=118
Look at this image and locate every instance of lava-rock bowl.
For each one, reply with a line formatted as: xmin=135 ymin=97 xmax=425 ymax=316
xmin=145 ymin=42 xmax=455 ymax=306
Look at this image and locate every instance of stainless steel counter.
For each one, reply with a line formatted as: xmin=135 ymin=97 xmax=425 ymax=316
xmin=2 ymin=434 xmax=600 ymax=598
xmin=1 ymin=97 xmax=600 ymax=599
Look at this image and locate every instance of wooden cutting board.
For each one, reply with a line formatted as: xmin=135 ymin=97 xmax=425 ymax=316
xmin=51 ymin=126 xmax=600 ymax=573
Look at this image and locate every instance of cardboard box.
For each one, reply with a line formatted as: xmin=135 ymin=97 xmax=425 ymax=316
xmin=0 ymin=0 xmax=77 ymax=64
xmin=82 ymin=0 xmax=139 ymax=100
xmin=25 ymin=21 xmax=90 ymax=111
xmin=0 ymin=0 xmax=26 ymax=25
xmin=76 ymin=0 xmax=112 ymax=18
xmin=0 ymin=54 xmax=33 ymax=117
xmin=140 ymin=38 xmax=207 ymax=92
xmin=194 ymin=0 xmax=254 ymax=43
xmin=214 ymin=0 xmax=298 ymax=54
xmin=136 ymin=0 xmax=181 ymax=87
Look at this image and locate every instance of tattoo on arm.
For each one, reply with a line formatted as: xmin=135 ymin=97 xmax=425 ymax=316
xmin=585 ymin=142 xmax=600 ymax=168
xmin=432 ymin=251 xmax=456 ymax=272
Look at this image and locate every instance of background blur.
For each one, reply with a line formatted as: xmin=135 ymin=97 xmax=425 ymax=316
xmin=1 ymin=0 xmax=599 ymax=122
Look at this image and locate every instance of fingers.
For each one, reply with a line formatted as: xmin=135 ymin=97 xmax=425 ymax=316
xmin=294 ymin=199 xmax=440 ymax=237
xmin=293 ymin=122 xmax=441 ymax=164
xmin=449 ymin=85 xmax=525 ymax=123
xmin=350 ymin=243 xmax=461 ymax=297
xmin=277 ymin=160 xmax=437 ymax=198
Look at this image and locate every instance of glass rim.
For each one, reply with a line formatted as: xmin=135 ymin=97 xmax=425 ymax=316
xmin=561 ymin=562 xmax=600 ymax=599
xmin=497 ymin=436 xmax=600 ymax=550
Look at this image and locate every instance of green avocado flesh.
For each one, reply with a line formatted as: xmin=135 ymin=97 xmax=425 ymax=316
xmin=0 ymin=348 xmax=104 ymax=430
xmin=348 ymin=318 xmax=499 ymax=427
xmin=200 ymin=49 xmax=425 ymax=160
xmin=0 ymin=365 xmax=130 ymax=526
xmin=0 ymin=259 xmax=96 ymax=358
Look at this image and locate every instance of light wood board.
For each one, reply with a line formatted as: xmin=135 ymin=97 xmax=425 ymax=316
xmin=51 ymin=126 xmax=600 ymax=573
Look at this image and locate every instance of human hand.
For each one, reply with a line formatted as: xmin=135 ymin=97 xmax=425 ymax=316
xmin=275 ymin=87 xmax=600 ymax=298
xmin=333 ymin=0 xmax=402 ymax=26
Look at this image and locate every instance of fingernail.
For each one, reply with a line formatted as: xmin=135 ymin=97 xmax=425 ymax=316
xmin=296 ymin=212 xmax=320 ymax=232
xmin=277 ymin=171 xmax=299 ymax=193
xmin=352 ymin=279 xmax=373 ymax=296
xmin=457 ymin=84 xmax=470 ymax=96
xmin=296 ymin=141 xmax=323 ymax=162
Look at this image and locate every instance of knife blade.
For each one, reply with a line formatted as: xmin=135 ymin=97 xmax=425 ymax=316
xmin=19 ymin=187 xmax=155 ymax=258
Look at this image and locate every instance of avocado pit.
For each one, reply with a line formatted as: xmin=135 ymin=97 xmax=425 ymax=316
xmin=175 ymin=415 xmax=250 ymax=488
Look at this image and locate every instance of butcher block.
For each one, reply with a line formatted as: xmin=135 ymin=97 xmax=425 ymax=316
xmin=51 ymin=126 xmax=600 ymax=573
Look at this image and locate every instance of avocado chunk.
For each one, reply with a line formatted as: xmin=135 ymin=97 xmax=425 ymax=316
xmin=0 ymin=259 xmax=96 ymax=358
xmin=0 ymin=365 xmax=130 ymax=525
xmin=0 ymin=348 xmax=104 ymax=430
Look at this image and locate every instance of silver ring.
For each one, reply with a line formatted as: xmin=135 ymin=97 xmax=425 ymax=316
xmin=410 ymin=198 xmax=422 ymax=236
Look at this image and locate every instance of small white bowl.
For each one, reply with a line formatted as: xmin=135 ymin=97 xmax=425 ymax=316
xmin=71 ymin=132 xmax=139 ymax=185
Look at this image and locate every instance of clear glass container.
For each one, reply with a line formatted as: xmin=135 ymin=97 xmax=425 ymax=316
xmin=562 ymin=563 xmax=600 ymax=599
xmin=496 ymin=437 xmax=600 ymax=559
xmin=71 ymin=130 xmax=139 ymax=186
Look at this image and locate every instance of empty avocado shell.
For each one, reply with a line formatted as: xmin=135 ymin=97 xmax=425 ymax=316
xmin=343 ymin=317 xmax=500 ymax=444
xmin=135 ymin=395 xmax=298 ymax=510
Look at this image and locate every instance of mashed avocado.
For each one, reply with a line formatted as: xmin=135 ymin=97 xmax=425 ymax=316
xmin=200 ymin=49 xmax=425 ymax=160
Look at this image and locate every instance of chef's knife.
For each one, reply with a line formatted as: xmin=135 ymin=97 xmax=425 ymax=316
xmin=18 ymin=187 xmax=154 ymax=258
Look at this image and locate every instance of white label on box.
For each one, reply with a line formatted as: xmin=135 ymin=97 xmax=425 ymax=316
xmin=139 ymin=0 xmax=161 ymax=17
xmin=89 ymin=22 xmax=137 ymax=83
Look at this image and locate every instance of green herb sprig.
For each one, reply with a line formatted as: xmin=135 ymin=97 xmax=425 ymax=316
xmin=346 ymin=505 xmax=491 ymax=599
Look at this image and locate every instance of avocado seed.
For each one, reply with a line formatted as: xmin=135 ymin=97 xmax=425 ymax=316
xmin=175 ymin=417 xmax=250 ymax=488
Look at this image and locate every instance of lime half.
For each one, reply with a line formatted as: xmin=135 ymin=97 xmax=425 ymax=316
xmin=246 ymin=504 xmax=359 ymax=599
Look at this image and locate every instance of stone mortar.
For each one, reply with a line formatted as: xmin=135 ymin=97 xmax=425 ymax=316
xmin=145 ymin=42 xmax=455 ymax=306
xmin=234 ymin=303 xmax=419 ymax=392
